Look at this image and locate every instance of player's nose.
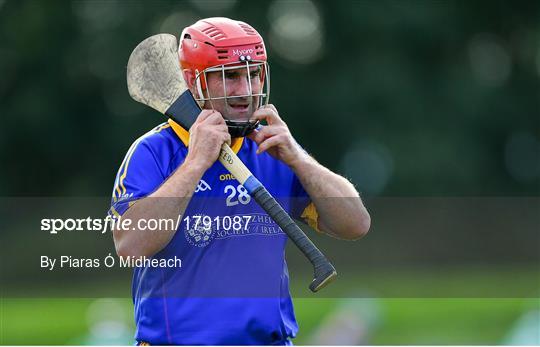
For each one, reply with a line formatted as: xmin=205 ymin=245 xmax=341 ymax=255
xmin=231 ymin=75 xmax=251 ymax=96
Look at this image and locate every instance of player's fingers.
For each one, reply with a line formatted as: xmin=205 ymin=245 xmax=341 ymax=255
xmin=265 ymin=104 xmax=283 ymax=123
xmin=221 ymin=132 xmax=232 ymax=147
xmin=251 ymin=105 xmax=283 ymax=125
xmin=191 ymin=112 xmax=223 ymax=136
xmin=248 ymin=127 xmax=269 ymax=145
xmin=251 ymin=125 xmax=283 ymax=144
xmin=257 ymin=134 xmax=284 ymax=154
xmin=196 ymin=109 xmax=216 ymax=122
xmin=203 ymin=111 xmax=226 ymax=125
xmin=216 ymin=123 xmax=229 ymax=134
xmin=250 ymin=106 xmax=275 ymax=123
xmin=246 ymin=129 xmax=259 ymax=143
xmin=207 ymin=123 xmax=229 ymax=139
xmin=265 ymin=104 xmax=278 ymax=114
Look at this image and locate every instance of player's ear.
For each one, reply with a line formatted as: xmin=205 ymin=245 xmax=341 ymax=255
xmin=182 ymin=69 xmax=197 ymax=92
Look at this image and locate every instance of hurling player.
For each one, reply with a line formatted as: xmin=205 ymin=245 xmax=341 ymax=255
xmin=110 ymin=17 xmax=370 ymax=345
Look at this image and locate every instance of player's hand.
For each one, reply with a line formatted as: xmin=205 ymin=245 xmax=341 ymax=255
xmin=185 ymin=110 xmax=231 ymax=171
xmin=247 ymin=104 xmax=309 ymax=168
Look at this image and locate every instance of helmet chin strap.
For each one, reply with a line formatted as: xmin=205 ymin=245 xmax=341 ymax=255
xmin=225 ymin=119 xmax=260 ymax=137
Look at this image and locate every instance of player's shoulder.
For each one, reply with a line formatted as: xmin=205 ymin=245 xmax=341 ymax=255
xmin=133 ymin=121 xmax=182 ymax=152
xmin=120 ymin=121 xmax=185 ymax=171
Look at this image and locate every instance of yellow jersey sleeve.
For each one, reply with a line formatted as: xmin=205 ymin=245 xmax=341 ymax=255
xmin=301 ymin=202 xmax=321 ymax=232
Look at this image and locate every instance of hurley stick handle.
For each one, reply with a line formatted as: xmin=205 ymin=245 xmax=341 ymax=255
xmin=218 ymin=145 xmax=337 ymax=292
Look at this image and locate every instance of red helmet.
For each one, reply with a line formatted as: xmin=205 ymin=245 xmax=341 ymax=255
xmin=178 ymin=17 xmax=270 ymax=137
xmin=179 ymin=17 xmax=267 ymax=80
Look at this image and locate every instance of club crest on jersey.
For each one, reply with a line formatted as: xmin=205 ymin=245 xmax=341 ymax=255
xmin=184 ymin=214 xmax=215 ymax=248
xmin=194 ymin=179 xmax=211 ymax=193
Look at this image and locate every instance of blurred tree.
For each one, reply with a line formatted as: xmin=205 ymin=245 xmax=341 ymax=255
xmin=0 ymin=0 xmax=538 ymax=196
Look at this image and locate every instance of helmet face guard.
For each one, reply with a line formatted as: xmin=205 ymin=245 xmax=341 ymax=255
xmin=193 ymin=60 xmax=270 ymax=137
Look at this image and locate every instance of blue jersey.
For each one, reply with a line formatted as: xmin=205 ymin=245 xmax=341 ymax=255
xmin=109 ymin=119 xmax=318 ymax=345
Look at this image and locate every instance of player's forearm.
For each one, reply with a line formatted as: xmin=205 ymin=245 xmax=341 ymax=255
xmin=290 ymin=155 xmax=370 ymax=240
xmin=113 ymin=159 xmax=205 ymax=258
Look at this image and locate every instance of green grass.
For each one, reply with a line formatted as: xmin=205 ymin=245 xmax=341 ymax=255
xmin=1 ymin=297 xmax=537 ymax=345
xmin=1 ymin=267 xmax=538 ymax=344
xmin=293 ymin=298 xmax=537 ymax=345
xmin=368 ymin=299 xmax=532 ymax=345
xmin=1 ymin=298 xmax=99 ymax=345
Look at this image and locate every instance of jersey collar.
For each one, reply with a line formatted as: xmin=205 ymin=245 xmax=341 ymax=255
xmin=168 ymin=119 xmax=244 ymax=154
